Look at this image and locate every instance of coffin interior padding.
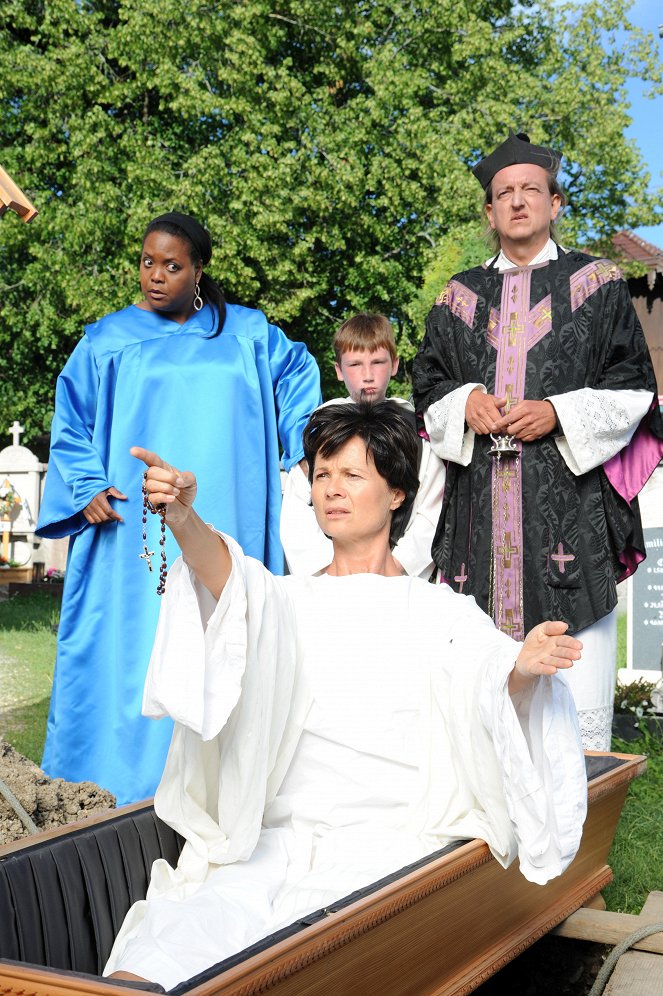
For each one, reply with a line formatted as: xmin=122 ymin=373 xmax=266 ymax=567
xmin=0 ymin=754 xmax=626 ymax=991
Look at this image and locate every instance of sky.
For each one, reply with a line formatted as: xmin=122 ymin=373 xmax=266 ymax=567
xmin=620 ymin=0 xmax=663 ymax=247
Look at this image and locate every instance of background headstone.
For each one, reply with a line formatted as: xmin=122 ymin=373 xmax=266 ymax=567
xmin=622 ymin=463 xmax=663 ymax=683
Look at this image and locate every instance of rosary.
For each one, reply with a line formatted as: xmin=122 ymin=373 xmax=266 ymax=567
xmin=141 ymin=473 xmax=168 ymax=595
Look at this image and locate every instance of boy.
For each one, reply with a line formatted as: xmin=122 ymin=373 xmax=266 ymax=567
xmin=280 ymin=313 xmax=445 ymax=577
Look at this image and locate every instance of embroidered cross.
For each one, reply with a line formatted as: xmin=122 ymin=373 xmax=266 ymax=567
xmin=140 ymin=545 xmax=155 ymax=572
xmin=589 ymin=261 xmax=618 ymax=283
xmin=501 ymin=609 xmax=518 ymax=636
xmin=504 ymin=313 xmax=525 ymax=347
xmin=534 ymin=307 xmax=552 ymax=328
xmin=551 ymin=542 xmax=575 ymax=574
xmin=454 ymin=563 xmax=468 ymax=592
xmin=499 ymin=464 xmax=517 ymax=493
xmin=504 ymin=385 xmax=519 ymax=414
xmin=497 ymin=533 xmax=518 ymax=568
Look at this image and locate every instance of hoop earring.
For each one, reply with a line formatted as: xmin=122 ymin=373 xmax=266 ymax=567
xmin=193 ymin=282 xmax=203 ymax=312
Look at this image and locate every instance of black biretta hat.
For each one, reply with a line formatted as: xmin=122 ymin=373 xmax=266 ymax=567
xmin=472 ymin=132 xmax=562 ymax=190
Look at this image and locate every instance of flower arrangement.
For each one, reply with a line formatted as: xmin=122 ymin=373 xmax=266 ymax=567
xmin=0 ymin=483 xmax=21 ymax=518
xmin=46 ymin=567 xmax=65 ymax=583
xmin=614 ymin=676 xmax=660 ymax=731
xmin=0 ymin=556 xmax=21 ymax=569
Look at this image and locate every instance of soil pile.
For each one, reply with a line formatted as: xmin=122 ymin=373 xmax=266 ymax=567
xmin=0 ymin=739 xmax=116 ymax=845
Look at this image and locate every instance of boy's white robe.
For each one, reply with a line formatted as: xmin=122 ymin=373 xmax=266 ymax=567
xmin=104 ymin=536 xmax=587 ymax=989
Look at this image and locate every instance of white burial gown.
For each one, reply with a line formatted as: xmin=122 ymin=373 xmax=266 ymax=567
xmin=104 ymin=536 xmax=587 ymax=990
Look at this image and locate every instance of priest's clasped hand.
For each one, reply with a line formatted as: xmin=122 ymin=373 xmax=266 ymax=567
xmin=130 ymin=446 xmax=197 ymax=529
xmin=491 ymin=399 xmax=557 ymax=442
xmin=510 ymin=621 xmax=582 ymax=695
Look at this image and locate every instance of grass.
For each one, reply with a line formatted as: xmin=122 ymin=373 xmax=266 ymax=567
xmin=604 ymin=729 xmax=663 ymax=914
xmin=0 ymin=597 xmax=660 ymax=916
xmin=0 ymin=592 xmax=59 ymax=763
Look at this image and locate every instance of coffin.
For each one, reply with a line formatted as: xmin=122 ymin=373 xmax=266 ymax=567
xmin=0 ymin=751 xmax=645 ymax=996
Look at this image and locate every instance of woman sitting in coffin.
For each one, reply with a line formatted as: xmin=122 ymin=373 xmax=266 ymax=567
xmin=106 ymin=401 xmax=586 ymax=990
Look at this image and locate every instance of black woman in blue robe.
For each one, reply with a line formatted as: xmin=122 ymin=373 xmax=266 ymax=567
xmin=37 ymin=212 xmax=321 ymax=804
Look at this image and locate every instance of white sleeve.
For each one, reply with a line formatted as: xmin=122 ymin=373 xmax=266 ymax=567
xmin=280 ymin=464 xmax=333 ymax=575
xmin=392 ymin=440 xmax=445 ymax=578
xmin=433 ymin=592 xmax=586 ymax=885
xmin=477 ymin=670 xmax=587 ymax=884
xmin=550 ymin=388 xmax=653 ymax=475
xmin=143 ymin=535 xmax=308 ymax=874
xmin=424 ymin=383 xmax=485 ymax=465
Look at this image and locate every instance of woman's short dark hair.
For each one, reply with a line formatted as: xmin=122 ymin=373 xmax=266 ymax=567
xmin=143 ymin=212 xmax=226 ymax=324
xmin=303 ymin=400 xmax=420 ymax=546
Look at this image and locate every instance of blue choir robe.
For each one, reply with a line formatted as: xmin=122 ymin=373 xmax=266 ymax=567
xmin=36 ymin=302 xmax=321 ymax=804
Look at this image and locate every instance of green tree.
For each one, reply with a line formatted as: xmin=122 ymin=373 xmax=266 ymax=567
xmin=1 ymin=0 xmax=661 ymax=439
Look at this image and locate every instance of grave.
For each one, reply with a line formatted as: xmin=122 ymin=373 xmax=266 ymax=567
xmin=622 ymin=465 xmax=663 ymax=683
xmin=0 ymin=421 xmax=47 ymax=582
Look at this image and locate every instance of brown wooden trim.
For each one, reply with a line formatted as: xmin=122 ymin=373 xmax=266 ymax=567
xmin=0 ymin=799 xmax=153 ymax=858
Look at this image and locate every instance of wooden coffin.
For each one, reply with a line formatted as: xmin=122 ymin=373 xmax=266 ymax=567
xmin=0 ymin=752 xmax=645 ymax=996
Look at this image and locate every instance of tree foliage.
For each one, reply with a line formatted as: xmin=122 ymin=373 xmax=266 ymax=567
xmin=1 ymin=0 xmax=661 ymax=441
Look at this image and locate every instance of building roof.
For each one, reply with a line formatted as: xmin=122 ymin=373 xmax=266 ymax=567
xmin=612 ymin=230 xmax=663 ymax=272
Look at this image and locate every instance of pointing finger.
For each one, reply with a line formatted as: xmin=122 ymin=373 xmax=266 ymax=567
xmin=130 ymin=446 xmax=170 ymax=470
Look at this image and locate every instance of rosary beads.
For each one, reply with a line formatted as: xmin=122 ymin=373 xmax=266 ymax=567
xmin=141 ymin=473 xmax=168 ymax=595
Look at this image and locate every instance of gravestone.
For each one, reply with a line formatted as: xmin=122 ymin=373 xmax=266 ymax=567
xmin=0 ymin=421 xmax=47 ymax=577
xmin=628 ymin=527 xmax=663 ymax=672
xmin=623 ymin=464 xmax=663 ymax=682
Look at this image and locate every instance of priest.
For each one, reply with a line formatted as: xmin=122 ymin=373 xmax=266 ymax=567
xmin=413 ymin=133 xmax=663 ymax=751
xmin=104 ymin=401 xmax=586 ymax=990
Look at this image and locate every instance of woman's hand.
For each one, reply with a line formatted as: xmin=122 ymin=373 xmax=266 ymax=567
xmin=83 ymin=486 xmax=127 ymax=524
xmin=130 ymin=446 xmax=197 ymax=530
xmin=510 ymin=621 xmax=582 ymax=695
xmin=130 ymin=446 xmax=230 ymax=599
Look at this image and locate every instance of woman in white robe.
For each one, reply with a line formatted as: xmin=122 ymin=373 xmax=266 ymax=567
xmin=105 ymin=401 xmax=586 ymax=990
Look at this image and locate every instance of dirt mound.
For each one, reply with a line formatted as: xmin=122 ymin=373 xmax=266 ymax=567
xmin=0 ymin=739 xmax=116 ymax=845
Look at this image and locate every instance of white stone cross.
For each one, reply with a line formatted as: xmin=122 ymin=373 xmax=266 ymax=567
xmin=8 ymin=421 xmax=24 ymax=446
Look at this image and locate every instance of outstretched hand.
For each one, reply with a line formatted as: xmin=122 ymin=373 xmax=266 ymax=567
xmin=130 ymin=446 xmax=197 ymax=529
xmin=511 ymin=621 xmax=582 ymax=693
xmin=130 ymin=446 xmax=230 ymax=601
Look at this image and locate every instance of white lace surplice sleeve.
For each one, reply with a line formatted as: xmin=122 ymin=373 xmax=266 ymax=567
xmin=429 ymin=588 xmax=587 ymax=885
xmin=424 ymin=383 xmax=485 ymax=466
xmin=143 ymin=534 xmax=309 ymax=883
xmin=550 ymin=388 xmax=653 ymax=476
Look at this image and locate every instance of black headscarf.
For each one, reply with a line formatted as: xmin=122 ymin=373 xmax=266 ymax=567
xmin=148 ymin=211 xmax=212 ymax=265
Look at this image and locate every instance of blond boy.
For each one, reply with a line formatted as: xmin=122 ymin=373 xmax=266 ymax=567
xmin=280 ymin=313 xmax=446 ymax=577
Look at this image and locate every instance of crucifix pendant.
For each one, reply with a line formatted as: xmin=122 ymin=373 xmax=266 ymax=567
xmin=140 ymin=544 xmax=155 ymax=572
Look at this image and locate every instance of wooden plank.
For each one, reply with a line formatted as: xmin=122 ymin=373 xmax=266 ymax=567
xmin=604 ymin=952 xmax=663 ymax=995
xmin=640 ymin=892 xmax=663 ymax=920
xmin=554 ymin=902 xmax=663 ymax=954
xmin=0 ymin=165 xmax=38 ymax=222
xmin=553 ymin=909 xmax=662 ymax=949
